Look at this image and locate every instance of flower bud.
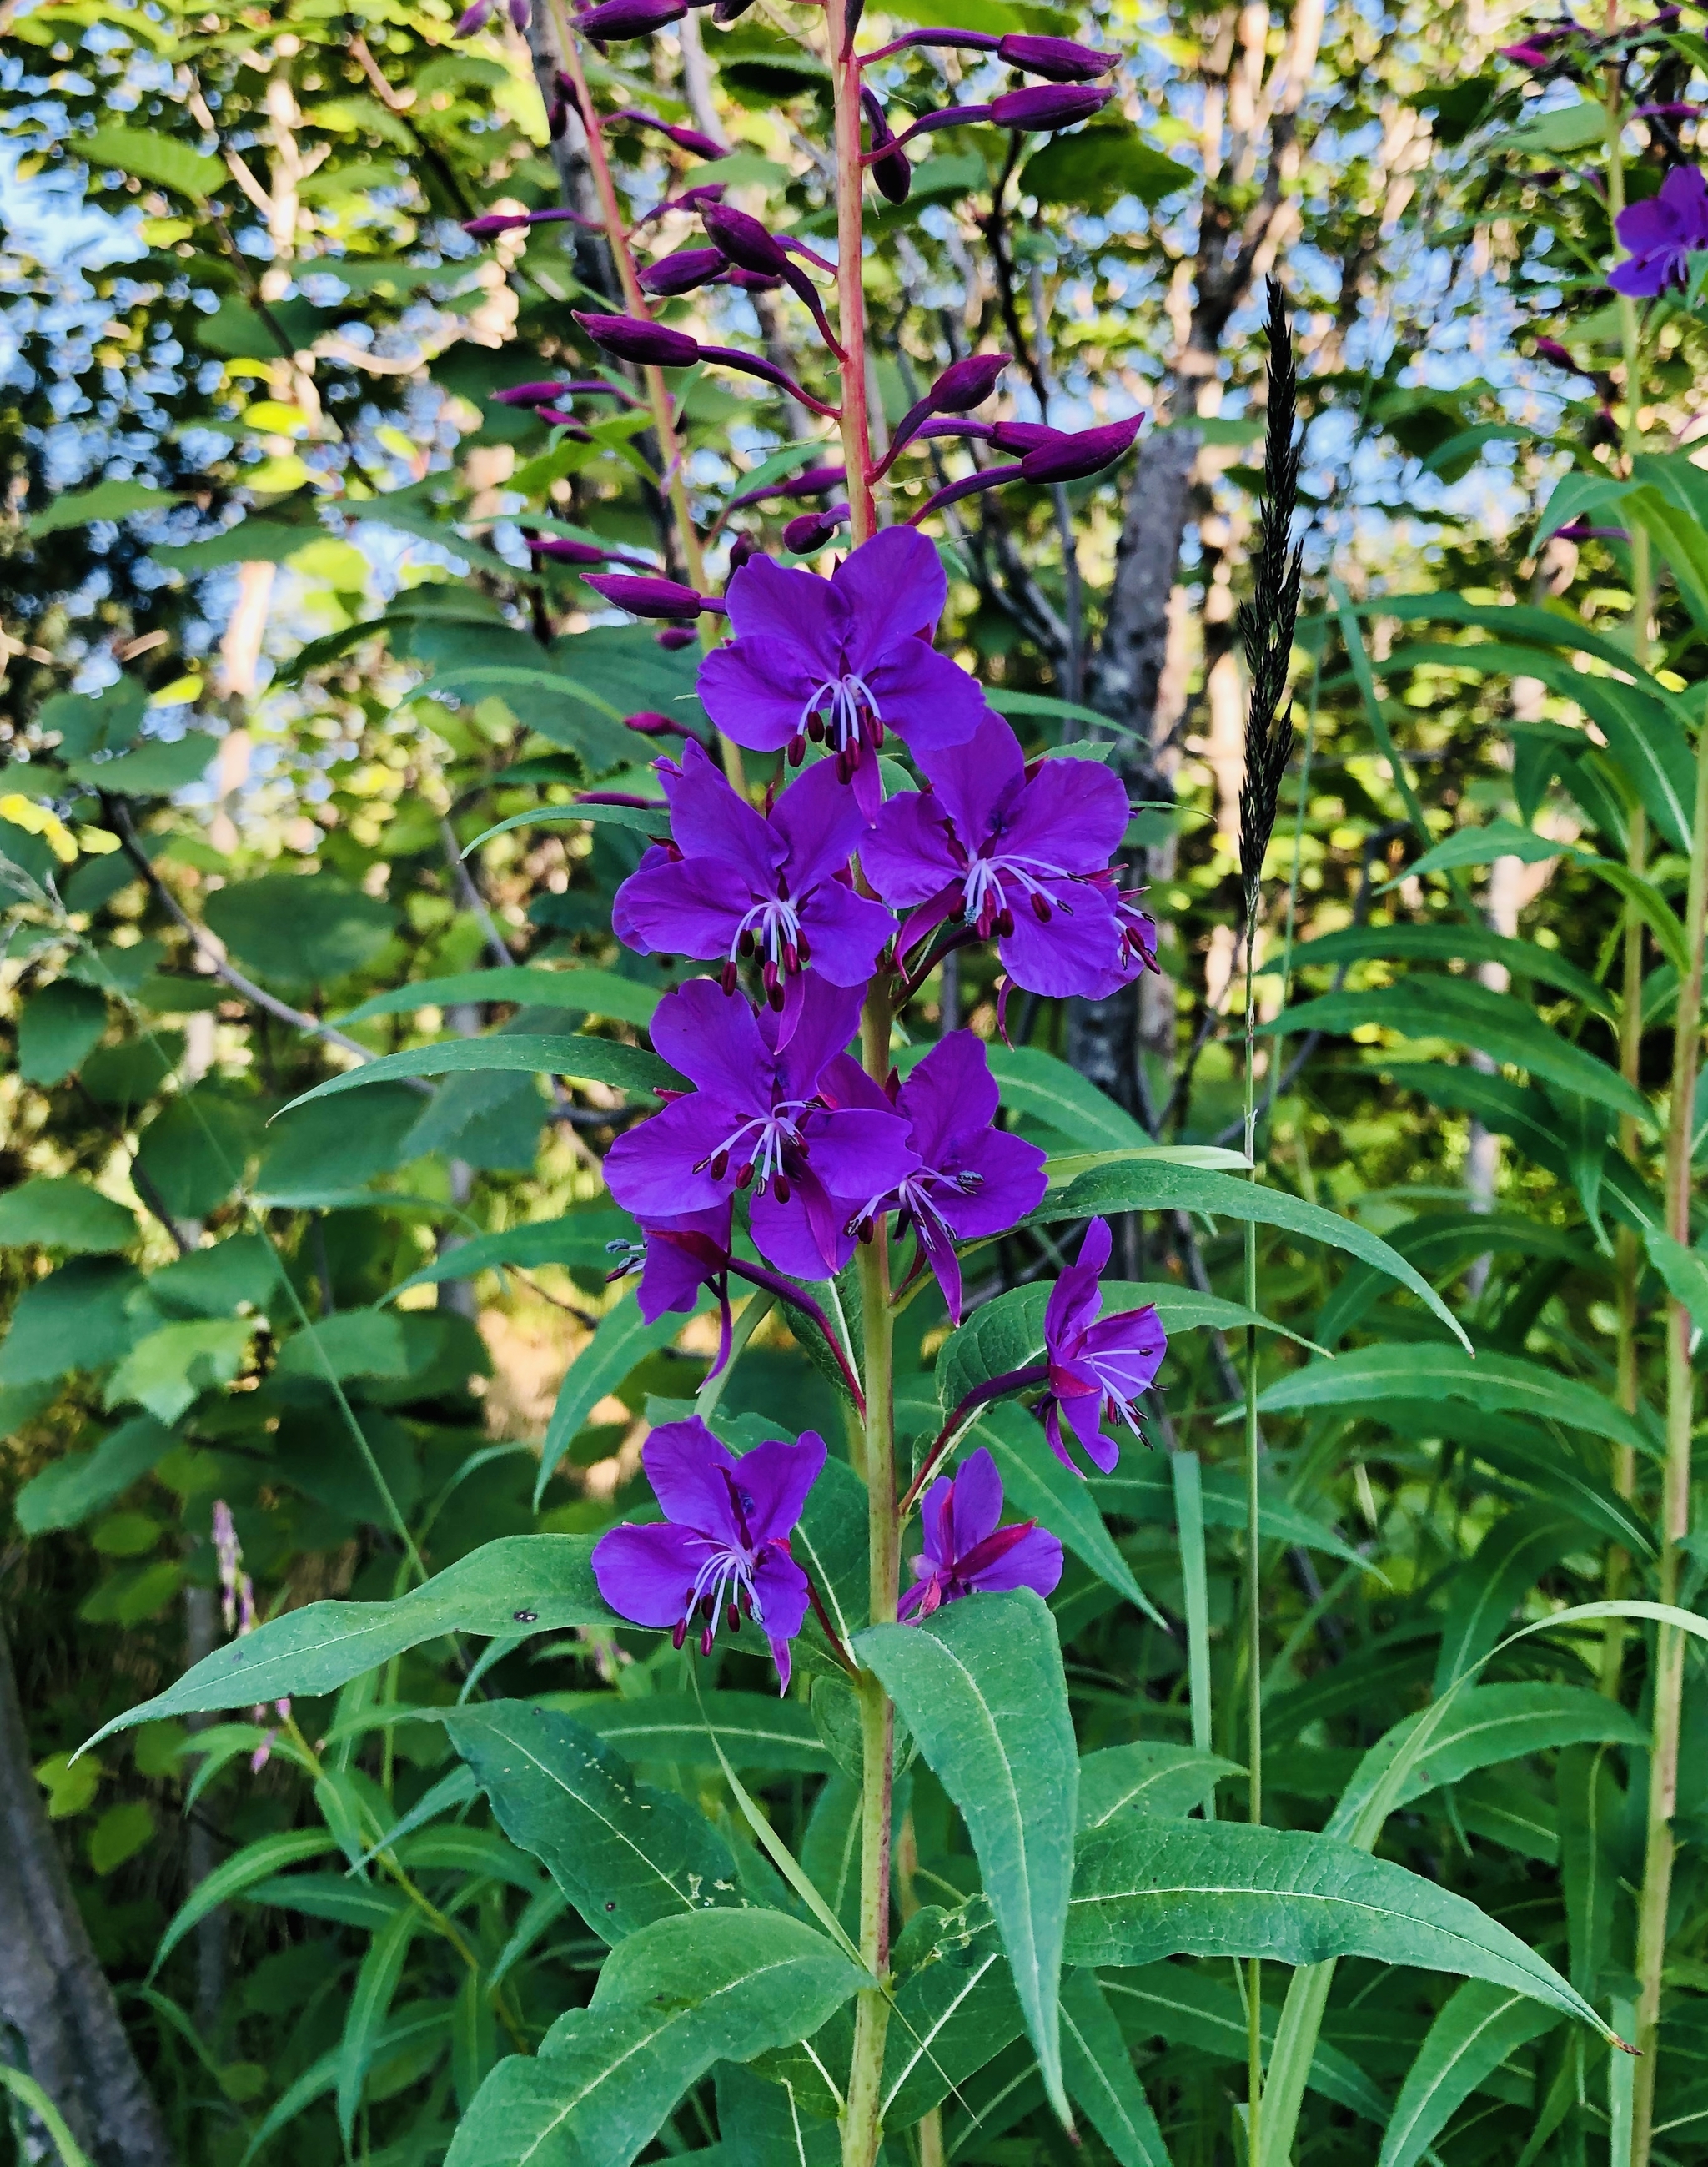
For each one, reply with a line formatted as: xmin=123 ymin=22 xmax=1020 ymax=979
xmin=529 ymin=536 xmax=609 ymax=565
xmin=463 ymin=207 xmax=592 ymax=238
xmin=585 ymin=572 xmax=710 ymax=620
xmin=1016 ymin=411 xmax=1144 ymax=484
xmin=574 ymin=310 xmax=701 ymax=366
xmin=862 ymin=87 xmax=912 ymax=204
xmin=657 ymin=626 xmax=699 ymax=649
xmin=987 ymin=419 xmax=1058 ymax=454
xmin=639 ymin=246 xmax=730 ymax=296
xmin=927 ymin=352 xmax=1010 ymax=413
xmin=782 ymin=505 xmax=850 ymax=554
xmin=701 ymin=201 xmax=790 ymax=278
xmin=996 ymin=32 xmax=1118 ymax=79
xmin=493 ymin=379 xmax=575 ymax=406
xmin=728 ymin=534 xmax=760 ymax=570
xmin=454 ymin=0 xmax=491 ymax=33
xmin=575 ymin=0 xmax=686 ymax=36
xmin=987 ymin=82 xmax=1113 ymax=129
xmin=613 ymin=108 xmax=725 ymax=158
xmin=724 ymin=267 xmax=785 ymax=293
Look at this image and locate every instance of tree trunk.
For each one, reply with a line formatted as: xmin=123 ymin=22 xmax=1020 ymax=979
xmin=0 ymin=1619 xmax=173 ymax=2167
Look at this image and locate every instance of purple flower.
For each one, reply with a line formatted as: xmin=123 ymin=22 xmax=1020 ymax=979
xmin=772 ymin=1033 xmax=1047 ymax=1315
xmin=900 ymin=1447 xmax=1062 ymax=1618
xmin=613 ymin=1199 xmax=739 ymax=1375
xmin=697 ymin=528 xmax=986 ymax=818
xmin=996 ymin=33 xmax=1118 ymax=81
xmin=1610 ymin=165 xmax=1708 ymax=296
xmin=575 ymin=0 xmax=686 ymax=37
xmin=864 ymin=711 xmax=1139 ymax=998
xmin=591 ymin=1417 xmax=824 ymax=1687
xmin=612 ymin=740 xmax=893 ymax=1013
xmin=584 ymin=572 xmax=718 ymax=621
xmin=604 ymin=974 xmax=919 ymax=1275
xmin=702 ymin=203 xmax=841 ymax=353
xmin=1035 ymin=1217 xmax=1167 ymax=1474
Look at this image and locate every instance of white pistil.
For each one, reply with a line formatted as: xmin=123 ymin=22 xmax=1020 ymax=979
xmin=798 ymin=670 xmax=883 ymax=756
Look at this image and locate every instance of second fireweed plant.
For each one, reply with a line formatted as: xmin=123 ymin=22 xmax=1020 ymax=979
xmin=83 ymin=11 xmax=1658 ymax=2167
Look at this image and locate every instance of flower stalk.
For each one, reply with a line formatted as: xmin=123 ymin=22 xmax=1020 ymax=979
xmin=830 ymin=0 xmax=877 ymax=542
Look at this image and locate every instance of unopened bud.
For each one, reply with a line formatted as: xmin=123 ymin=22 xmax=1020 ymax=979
xmin=995 ymin=32 xmax=1116 ymax=79
xmin=585 ymin=572 xmax=709 ymax=621
xmin=639 ymin=246 xmax=730 ymax=296
xmin=574 ymin=309 xmax=701 ymax=366
xmin=782 ymin=505 xmax=851 ymax=554
xmin=575 ymin=0 xmax=686 ymax=36
xmin=1016 ymin=411 xmax=1145 ymax=484
xmin=988 ymin=82 xmax=1113 ymax=129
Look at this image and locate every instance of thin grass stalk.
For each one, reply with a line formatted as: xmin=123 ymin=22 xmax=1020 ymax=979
xmin=1629 ymin=709 xmax=1708 ymax=2164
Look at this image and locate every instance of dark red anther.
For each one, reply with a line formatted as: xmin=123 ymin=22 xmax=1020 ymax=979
xmin=783 ymin=942 xmax=799 ymax=973
xmin=1032 ymin=892 xmax=1052 ymax=922
xmin=806 ymin=714 xmax=826 ymax=742
xmin=711 ymin=1149 xmax=730 ymax=1179
xmin=721 ymin=960 xmax=741 ymax=993
xmin=836 ymin=750 xmax=851 ymax=783
xmin=767 ymin=979 xmax=786 ymax=1011
xmin=870 ymin=716 xmax=884 ymax=747
xmin=672 ymin=1620 xmax=688 ymax=1649
xmin=728 ymin=1604 xmax=741 ymax=1632
xmin=774 ymin=1174 xmax=792 ymax=1203
xmin=737 ymin=928 xmax=756 ymax=957
xmin=701 ymin=1624 xmax=715 ymax=1657
xmin=736 ymin=1161 xmax=755 ymax=1189
xmin=787 ymin=732 xmax=806 ymax=766
xmin=996 ymin=908 xmax=1015 ymax=937
xmin=796 ymin=934 xmax=811 ymax=964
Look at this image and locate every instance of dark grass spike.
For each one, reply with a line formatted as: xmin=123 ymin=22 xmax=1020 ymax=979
xmin=1238 ymin=275 xmax=1302 ymax=928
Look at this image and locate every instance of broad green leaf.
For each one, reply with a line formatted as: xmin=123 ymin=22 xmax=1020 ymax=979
xmin=386 ymin=1209 xmax=633 ymax=1300
xmin=537 ymin=1287 xmax=696 ymax=1500
xmin=15 ymin=1415 xmax=172 ymax=1536
xmin=714 ymin=2063 xmax=839 ymax=2166
xmin=881 ymin=1901 xmax=1024 ymax=2127
xmin=203 ymin=876 xmax=397 ymax=989
xmin=1032 ymin=1163 xmax=1471 ymax=1350
xmin=279 ymin=1033 xmax=676 ymax=1120
xmin=857 ymin=1590 xmax=1078 ymax=2126
xmin=75 ymin=126 xmax=225 ymax=198
xmin=1022 ymin=124 xmax=1193 ymax=212
xmin=1327 ymin=1684 xmax=1648 ymax=1841
xmin=337 ymin=965 xmax=663 ymax=1031
xmin=103 ymin=1319 xmax=253 ymax=1422
xmin=1059 ymin=1969 xmax=1169 ymax=2167
xmin=63 ymin=733 xmax=219 ymax=797
xmin=444 ymin=1911 xmax=865 ymax=2167
xmin=338 ymin=1907 xmax=419 ymax=2140
xmin=0 ymin=1177 xmax=136 ymax=1254
xmin=1282 ymin=922 xmax=1613 ymax=1016
xmin=25 ymin=480 xmax=185 ymax=537
xmin=1266 ymin=980 xmax=1653 ymax=1129
xmin=82 ymin=1535 xmax=613 ymax=1746
xmin=1250 ymin=1343 xmax=1656 ymax=1459
xmin=17 ymin=980 xmax=107 ymax=1084
xmin=965 ymin=1404 xmax=1165 ymax=1627
xmin=1077 ymin=1742 xmax=1238 ymax=1827
xmin=153 ymin=1831 xmax=336 ymax=1970
xmin=1098 ymin=1965 xmax=1388 ymax=2123
xmin=566 ymin=1691 xmax=830 ymax=1773
xmin=1378 ymin=1982 xmax=1560 ymax=2167
xmin=973 ymin=1044 xmax=1148 ymax=1152
xmin=1645 ymin=1224 xmax=1708 ymax=1332
xmin=275 ymin=1308 xmax=409 ymax=1383
xmin=1625 ymin=483 xmax=1708 ymax=631
xmin=444 ymin=1701 xmax=742 ymax=1939
xmin=1428 ymin=1509 xmax=1590 ymax=1694
xmin=1063 ymin=1818 xmax=1610 ymax=2037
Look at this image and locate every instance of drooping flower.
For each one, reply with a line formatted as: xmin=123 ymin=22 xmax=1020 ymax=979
xmin=765 ymin=1033 xmax=1046 ymax=1313
xmin=591 ymin=1416 xmax=824 ymax=1687
xmin=604 ymin=975 xmax=918 ymax=1275
xmin=1610 ymin=165 xmax=1708 ymax=296
xmin=612 ymin=740 xmax=894 ymax=1016
xmin=1034 ymin=1216 xmax=1167 ymax=1473
xmin=900 ymin=1447 xmax=1062 ymax=1617
xmin=864 ymin=710 xmax=1139 ymax=997
xmin=610 ymin=1199 xmax=739 ymax=1375
xmin=696 ymin=527 xmax=986 ymax=817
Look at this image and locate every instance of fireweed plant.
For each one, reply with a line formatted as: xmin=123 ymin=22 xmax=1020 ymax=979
xmin=48 ymin=11 xmax=1708 ymax=2167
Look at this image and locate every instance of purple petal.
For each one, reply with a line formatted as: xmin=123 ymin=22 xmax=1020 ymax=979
xmin=772 ymin=754 xmax=873 ymax=891
xmin=863 ymin=789 xmax=963 ymax=907
xmin=817 ymin=1050 xmax=893 ymax=1115
xmin=771 ymin=973 xmax=865 ymax=1099
xmin=1659 ymin=163 xmax=1708 ymax=231
xmin=1062 ymin=1385 xmax=1121 ymax=1473
xmin=605 ymin=1094 xmax=741 ymax=1218
xmin=932 ymin=1125 xmax=1049 ymax=1241
xmin=636 ymin=1208 xmax=731 ymax=1318
xmin=662 ymin=739 xmax=781 ymax=885
xmin=698 ymin=636 xmax=821 ymax=751
xmin=913 ymin=1204 xmax=965 ymax=1322
xmin=591 ymin=1521 xmax=709 ymax=1627
xmin=831 ymin=526 xmax=947 ymax=668
xmin=947 ymin=1446 xmax=1003 ymax=1556
xmin=912 ymin=710 xmax=1027 ymax=844
xmin=750 ymin=1542 xmax=811 ymax=1647
xmin=1002 ymin=755 xmax=1129 ymax=874
xmin=748 ymin=1180 xmax=854 ymax=1279
xmin=1045 ymin=1217 xmax=1109 ymax=1350
xmin=734 ymin=1429 xmax=826 ymax=1541
xmin=1082 ymin=1305 xmax=1168 ymax=1395
xmin=917 ymin=1475 xmax=954 ymax=1571
xmin=613 ymin=857 xmax=748 ymax=963
xmin=651 ymin=978 xmax=771 ymax=1106
xmin=722 ymin=554 xmax=844 ymax=672
xmin=796 ymin=880 xmax=895 ymax=987
xmin=997 ymin=883 xmax=1126 ymax=998
xmin=803 ymin=1106 xmax=920 ymax=1201
xmin=967 ymin=1521 xmax=1062 ymax=1598
xmin=863 ymin=638 xmax=988 ymax=758
xmin=896 ymin=1031 xmax=998 ymax=1161
xmin=641 ymin=1415 xmax=746 ymax=1541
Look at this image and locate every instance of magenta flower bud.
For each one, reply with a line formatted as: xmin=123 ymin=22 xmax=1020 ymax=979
xmin=624 ymin=710 xmax=683 ymax=736
xmin=493 ymin=379 xmax=574 ymax=406
xmin=585 ymin=572 xmax=711 ymax=620
xmin=529 ymin=536 xmax=608 ymax=565
xmin=454 ymin=0 xmax=491 ymax=32
xmin=575 ymin=0 xmax=685 ymax=36
xmin=633 ymin=183 xmax=727 ymax=234
xmin=656 ymin=626 xmax=699 ymax=649
xmin=1499 ymin=40 xmax=1552 ymax=63
xmin=862 ymin=87 xmax=912 ymax=204
xmin=724 ymin=267 xmax=785 ymax=292
xmin=988 ymin=82 xmax=1113 ymax=129
xmin=463 ymin=207 xmax=595 ymax=238
xmin=728 ymin=534 xmax=760 ymax=570
xmin=726 ymin=464 xmax=846 ymax=513
xmin=575 ymin=310 xmax=702 ymax=366
xmin=509 ymin=0 xmax=530 ymax=27
xmin=988 ymin=419 xmax=1059 ymax=453
xmin=639 ymin=246 xmax=730 ymax=296
xmin=996 ymin=33 xmax=1118 ymax=80
xmin=613 ymin=109 xmax=726 ymax=159
xmin=929 ymin=352 xmax=1010 ymax=414
xmin=1017 ymin=411 xmax=1145 ymax=483
xmin=701 ymin=200 xmax=790 ymax=278
xmin=782 ymin=505 xmax=850 ymax=553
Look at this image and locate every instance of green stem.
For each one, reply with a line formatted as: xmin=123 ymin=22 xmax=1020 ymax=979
xmin=1629 ymin=693 xmax=1708 ymax=2167
xmin=1243 ymin=910 xmax=1263 ymax=2158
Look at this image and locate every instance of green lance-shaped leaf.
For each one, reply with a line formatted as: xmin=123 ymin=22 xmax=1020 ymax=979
xmin=1284 ymin=918 xmax=1616 ymax=1016
xmin=1077 ymin=1741 xmax=1239 ymax=1827
xmin=444 ymin=1702 xmax=743 ymax=1940
xmin=445 ymin=1911 xmax=866 ymax=2167
xmin=74 ymin=127 xmax=226 ymax=199
xmin=537 ymin=1285 xmax=701 ymax=1501
xmin=1264 ymin=980 xmax=1656 ymax=1129
xmin=1091 ymin=1457 xmax=1371 ymax=1571
xmin=153 ymin=1831 xmax=337 ymax=1972
xmin=881 ymin=1903 xmax=1025 ymax=2128
xmin=891 ymin=1043 xmax=1150 ymax=1153
xmin=1250 ymin=1343 xmax=1658 ymax=1461
xmin=338 ymin=1905 xmax=419 ymax=2140
xmin=571 ymin=1690 xmax=831 ymax=1774
xmin=1030 ymin=1162 xmax=1471 ymax=1350
xmin=714 ymin=2061 xmax=840 ymax=2167
xmin=82 ymin=1535 xmax=613 ymax=1748
xmin=1428 ymin=1509 xmax=1590 ymax=1695
xmin=856 ymin=1590 xmax=1078 ymax=2129
xmin=1645 ymin=1224 xmax=1708 ymax=1334
xmin=385 ymin=1208 xmax=635 ymax=1301
xmin=1378 ymin=1981 xmax=1562 ymax=2167
xmin=335 ymin=964 xmax=663 ymax=1032
xmin=277 ymin=1032 xmax=679 ymax=1119
xmin=1059 ymin=1968 xmax=1170 ymax=2167
xmin=1063 ymin=1818 xmax=1615 ymax=2039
